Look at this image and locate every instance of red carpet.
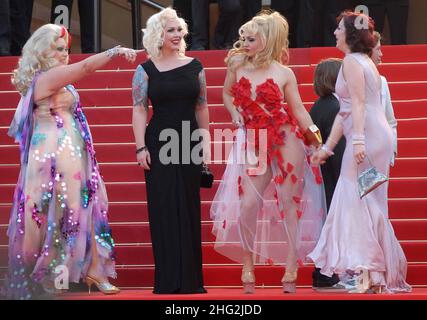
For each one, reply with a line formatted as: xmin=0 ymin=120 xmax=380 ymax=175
xmin=1 ymin=45 xmax=427 ymax=296
xmin=61 ymin=288 xmax=427 ymax=300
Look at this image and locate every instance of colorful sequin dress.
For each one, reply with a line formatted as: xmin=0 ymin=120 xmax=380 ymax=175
xmin=4 ymin=75 xmax=116 ymax=299
xmin=211 ymin=77 xmax=326 ymax=266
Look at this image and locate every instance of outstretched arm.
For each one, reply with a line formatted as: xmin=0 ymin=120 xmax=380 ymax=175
xmin=35 ymin=46 xmax=136 ymax=101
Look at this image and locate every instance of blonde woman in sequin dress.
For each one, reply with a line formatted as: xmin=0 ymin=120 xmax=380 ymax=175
xmin=3 ymin=24 xmax=136 ymax=299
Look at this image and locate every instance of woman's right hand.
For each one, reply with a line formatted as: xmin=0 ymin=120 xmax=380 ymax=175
xmin=310 ymin=149 xmax=329 ymax=166
xmin=137 ymin=149 xmax=151 ymax=170
xmin=231 ymin=109 xmax=244 ymax=127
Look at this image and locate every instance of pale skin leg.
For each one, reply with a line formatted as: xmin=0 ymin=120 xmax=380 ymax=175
xmin=273 ymin=128 xmax=305 ymax=279
xmin=239 ymin=164 xmax=272 ymax=272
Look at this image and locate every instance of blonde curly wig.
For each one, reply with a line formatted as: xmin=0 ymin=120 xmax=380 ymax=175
xmin=12 ymin=24 xmax=70 ymax=96
xmin=142 ymin=7 xmax=188 ymax=58
xmin=225 ymin=11 xmax=290 ymax=71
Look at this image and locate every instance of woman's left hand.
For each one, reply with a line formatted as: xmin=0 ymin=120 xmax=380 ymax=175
xmin=354 ymin=144 xmax=366 ymax=164
xmin=202 ymin=142 xmax=211 ymax=164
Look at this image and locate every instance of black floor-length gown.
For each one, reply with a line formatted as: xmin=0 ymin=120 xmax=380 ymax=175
xmin=141 ymin=58 xmax=206 ymax=294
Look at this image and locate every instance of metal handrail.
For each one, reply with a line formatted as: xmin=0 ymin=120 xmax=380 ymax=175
xmin=130 ymin=0 xmax=165 ymax=49
xmin=94 ymin=0 xmax=102 ymax=52
xmin=142 ymin=0 xmax=165 ymax=11
xmin=93 ymin=0 xmax=165 ymax=51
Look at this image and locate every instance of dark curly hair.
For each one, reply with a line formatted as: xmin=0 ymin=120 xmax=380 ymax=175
xmin=338 ymin=11 xmax=376 ymax=55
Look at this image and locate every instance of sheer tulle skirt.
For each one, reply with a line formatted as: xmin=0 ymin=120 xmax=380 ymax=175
xmin=211 ymin=128 xmax=326 ymax=267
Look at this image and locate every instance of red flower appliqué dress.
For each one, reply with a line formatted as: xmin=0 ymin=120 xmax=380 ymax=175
xmin=211 ymin=77 xmax=327 ymax=265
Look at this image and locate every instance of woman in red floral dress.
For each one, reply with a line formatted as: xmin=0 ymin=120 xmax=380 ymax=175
xmin=210 ymin=11 xmax=326 ymax=293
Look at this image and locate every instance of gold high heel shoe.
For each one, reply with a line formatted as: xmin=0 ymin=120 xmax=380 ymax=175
xmin=241 ymin=269 xmax=255 ymax=294
xmin=281 ymin=269 xmax=297 ymax=293
xmin=369 ymin=284 xmax=384 ymax=294
xmin=86 ymin=275 xmax=121 ymax=295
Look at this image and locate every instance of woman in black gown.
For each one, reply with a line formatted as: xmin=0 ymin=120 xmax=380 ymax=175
xmin=131 ymin=8 xmax=209 ymax=294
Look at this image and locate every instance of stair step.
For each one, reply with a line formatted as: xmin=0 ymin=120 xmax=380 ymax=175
xmin=2 ymin=63 xmax=425 ymax=91
xmin=310 ymin=44 xmax=427 ymax=64
xmin=2 ymin=118 xmax=426 ymax=146
xmin=0 ymin=158 xmax=425 ymax=184
xmin=1 ymin=178 xmax=426 ymax=203
xmin=1 ymin=197 xmax=426 ymax=225
xmin=1 ymin=264 xmax=426 ymax=287
xmin=2 ymin=219 xmax=427 ymax=247
xmin=0 ymin=240 xmax=427 ymax=269
xmin=1 ymin=138 xmax=427 ymax=164
xmin=1 ymin=100 xmax=426 ymax=127
xmin=2 ymin=82 xmax=427 ymax=108
xmin=2 ymin=45 xmax=426 ymax=74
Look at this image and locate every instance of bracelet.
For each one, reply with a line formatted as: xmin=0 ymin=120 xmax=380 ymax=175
xmin=136 ymin=146 xmax=148 ymax=154
xmin=352 ymin=141 xmax=365 ymax=145
xmin=352 ymin=133 xmax=365 ymax=140
xmin=321 ymin=144 xmax=334 ymax=156
xmin=105 ymin=45 xmax=121 ymax=59
xmin=326 ymin=137 xmax=338 ymax=149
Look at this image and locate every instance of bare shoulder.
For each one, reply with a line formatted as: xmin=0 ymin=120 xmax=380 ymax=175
xmin=273 ymin=63 xmax=296 ymax=84
xmin=343 ymin=54 xmax=361 ymax=68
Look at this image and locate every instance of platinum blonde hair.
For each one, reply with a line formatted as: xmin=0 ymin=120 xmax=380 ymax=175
xmin=142 ymin=7 xmax=188 ymax=58
xmin=226 ymin=11 xmax=289 ymax=71
xmin=12 ymin=23 xmax=70 ymax=96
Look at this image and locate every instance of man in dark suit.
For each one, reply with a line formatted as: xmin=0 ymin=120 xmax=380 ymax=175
xmin=270 ymin=0 xmax=299 ymax=47
xmin=191 ymin=0 xmax=241 ymax=50
xmin=51 ymin=0 xmax=95 ymax=53
xmin=362 ymin=0 xmax=409 ymax=45
xmin=0 ymin=0 xmax=34 ymax=56
xmin=303 ymin=0 xmax=355 ymax=47
xmin=241 ymin=0 xmax=262 ymax=23
xmin=173 ymin=0 xmax=193 ymax=48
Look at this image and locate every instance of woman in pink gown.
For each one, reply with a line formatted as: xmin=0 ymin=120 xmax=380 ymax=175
xmin=308 ymin=11 xmax=411 ymax=293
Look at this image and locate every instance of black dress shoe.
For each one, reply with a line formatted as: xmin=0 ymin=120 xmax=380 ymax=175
xmin=0 ymin=47 xmax=11 ymax=56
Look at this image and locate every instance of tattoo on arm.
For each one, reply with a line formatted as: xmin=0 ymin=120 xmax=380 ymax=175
xmin=132 ymin=65 xmax=149 ymax=110
xmin=198 ymin=69 xmax=207 ymax=107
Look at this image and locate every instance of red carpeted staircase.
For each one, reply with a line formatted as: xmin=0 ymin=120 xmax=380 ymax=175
xmin=1 ymin=45 xmax=427 ymax=293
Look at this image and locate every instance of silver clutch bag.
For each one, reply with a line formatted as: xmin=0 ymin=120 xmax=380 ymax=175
xmin=358 ymin=165 xmax=388 ymax=199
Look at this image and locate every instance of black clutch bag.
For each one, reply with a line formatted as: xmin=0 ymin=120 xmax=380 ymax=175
xmin=201 ymin=163 xmax=214 ymax=188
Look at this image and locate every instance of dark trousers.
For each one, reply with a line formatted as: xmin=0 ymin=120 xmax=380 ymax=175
xmin=191 ymin=0 xmax=241 ymax=50
xmin=271 ymin=0 xmax=299 ymax=48
xmin=241 ymin=0 xmax=262 ymax=23
xmin=289 ymin=0 xmax=353 ymax=48
xmin=365 ymin=0 xmax=409 ymax=44
xmin=173 ymin=0 xmax=193 ymax=48
xmin=51 ymin=0 xmax=95 ymax=53
xmin=0 ymin=0 xmax=34 ymax=56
